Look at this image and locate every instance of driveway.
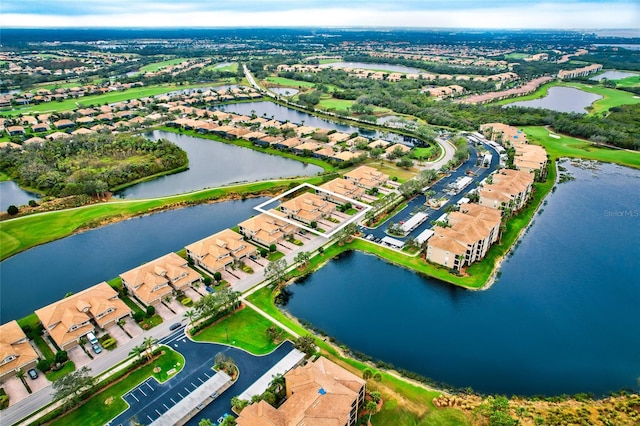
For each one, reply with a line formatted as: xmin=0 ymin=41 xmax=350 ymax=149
xmin=184 ymin=287 xmax=204 ymax=303
xmin=122 ymin=316 xmax=143 ymax=338
xmin=106 ymin=324 xmax=131 ymax=347
xmin=164 ymin=299 xmax=187 ymax=316
xmin=67 ymin=344 xmax=92 ymax=367
xmin=154 ymin=303 xmax=176 ymax=322
xmin=27 ymin=371 xmax=49 ymax=393
xmin=2 ymin=375 xmax=29 ymax=406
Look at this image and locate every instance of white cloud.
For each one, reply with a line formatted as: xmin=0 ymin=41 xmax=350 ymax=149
xmin=1 ymin=3 xmax=637 ymax=29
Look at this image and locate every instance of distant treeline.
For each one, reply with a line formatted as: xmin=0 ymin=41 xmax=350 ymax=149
xmin=0 ymin=133 xmax=188 ymax=197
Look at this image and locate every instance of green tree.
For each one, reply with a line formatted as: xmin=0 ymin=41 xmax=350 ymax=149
xmin=128 ymin=344 xmax=145 ymax=361
xmin=213 ymin=271 xmax=222 ymax=282
xmin=52 ymin=366 xmax=95 ymax=409
xmin=7 ymin=205 xmax=19 ymax=216
xmin=198 ymin=419 xmax=214 ymax=426
xmin=264 ymin=258 xmax=288 ymax=284
xmin=293 ymin=335 xmax=316 ymax=355
xmin=362 ymin=368 xmax=373 ymax=380
xmin=142 ymin=336 xmax=158 ymax=360
xmin=293 ymin=251 xmax=311 ymax=268
xmin=366 ymin=400 xmax=378 ymax=423
xmin=184 ymin=309 xmax=197 ymax=327
xmin=231 ymin=396 xmax=249 ymax=411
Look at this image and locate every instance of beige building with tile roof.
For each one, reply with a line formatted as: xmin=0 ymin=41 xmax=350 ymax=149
xmin=35 ymin=282 xmax=131 ymax=350
xmin=0 ymin=321 xmax=39 ymax=379
xmin=344 ymin=165 xmax=389 ymax=189
xmin=238 ymin=212 xmax=299 ymax=247
xmin=480 ymin=123 xmax=548 ymax=175
xmin=186 ymin=229 xmax=258 ymax=275
xmin=280 ymin=192 xmax=335 ymax=226
xmin=479 ymin=169 xmax=534 ymax=212
xmin=237 ymin=356 xmax=365 ymax=426
xmin=427 ymin=204 xmax=502 ymax=271
xmin=120 ymin=253 xmax=202 ymax=306
xmin=320 ymin=178 xmax=366 ymax=202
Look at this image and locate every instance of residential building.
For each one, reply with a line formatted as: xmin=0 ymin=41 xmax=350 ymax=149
xmin=35 ymin=282 xmax=131 ymax=349
xmin=344 ymin=165 xmax=389 ymax=189
xmin=186 ymin=229 xmax=257 ymax=275
xmin=237 ymin=356 xmax=366 ymax=426
xmin=120 ymin=253 xmax=202 ymax=306
xmin=279 ymin=192 xmax=335 ymax=226
xmin=238 ymin=212 xmax=298 ymax=247
xmin=0 ymin=321 xmax=39 ymax=380
xmin=320 ymin=178 xmax=365 ymax=202
xmin=426 ymin=204 xmax=502 ymax=271
xmin=479 ymin=169 xmax=534 ymax=212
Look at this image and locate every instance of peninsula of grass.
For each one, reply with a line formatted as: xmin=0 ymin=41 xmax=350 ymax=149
xmin=0 ymin=177 xmax=322 ymax=260
xmin=522 ymin=126 xmax=640 ymax=169
xmin=264 ymin=76 xmax=318 ymax=88
xmin=615 ymin=75 xmax=640 ymax=87
xmin=0 ymin=81 xmax=230 ymax=117
xmin=48 ymin=347 xmax=184 ymax=426
xmin=191 ymin=306 xmax=288 ymax=355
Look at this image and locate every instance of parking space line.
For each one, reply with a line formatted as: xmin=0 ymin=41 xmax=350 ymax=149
xmin=139 ymin=388 xmax=147 ymax=397
xmin=178 ymin=392 xmax=184 ymax=398
xmin=198 ymin=377 xmax=205 ymax=384
xmin=155 ymin=409 xmax=161 ymax=416
xmin=131 ymin=393 xmax=139 ymax=402
xmin=184 ymin=387 xmax=190 ymax=393
xmin=163 ymin=403 xmax=169 ymax=410
xmin=191 ymin=382 xmax=198 ymax=389
xmin=147 ymin=415 xmax=153 ymax=422
xmin=170 ymin=397 xmax=176 ymax=404
xmin=147 ymin=382 xmax=154 ymax=391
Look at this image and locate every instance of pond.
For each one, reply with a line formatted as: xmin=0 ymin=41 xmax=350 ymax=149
xmin=114 ymin=130 xmax=322 ymax=199
xmin=269 ymin=87 xmax=299 ymax=96
xmin=592 ymin=70 xmax=639 ymax=81
xmin=325 ymin=61 xmax=423 ymax=74
xmin=216 ymin=101 xmax=413 ymax=145
xmin=0 ymin=180 xmax=39 ymax=211
xmin=0 ymin=197 xmax=269 ymax=322
xmin=282 ymin=161 xmax=640 ymax=396
xmin=507 ymin=86 xmax=603 ymax=114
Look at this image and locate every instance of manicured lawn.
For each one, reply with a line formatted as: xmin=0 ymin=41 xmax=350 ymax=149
xmin=45 ymin=361 xmax=75 ymax=381
xmin=267 ymin=251 xmax=285 ymax=261
xmin=50 ymin=348 xmax=184 ymax=426
xmin=0 ymin=177 xmax=322 ymax=260
xmin=367 ymin=161 xmax=417 ymax=182
xmin=504 ymin=53 xmax=530 ymax=60
xmin=522 ymin=126 xmax=640 ymax=169
xmin=192 ymin=306 xmax=287 ymax=355
xmin=372 ymin=400 xmax=469 ymax=425
xmin=318 ymin=97 xmax=355 ymax=111
xmin=615 ymin=75 xmax=640 ymax=87
xmin=140 ymin=314 xmax=163 ymax=330
xmin=0 ymin=82 xmax=223 ymax=116
xmin=34 ymin=335 xmax=56 ymax=361
xmin=140 ymin=58 xmax=189 ymax=72
xmin=264 ymin=76 xmax=317 ymax=88
xmin=205 ymin=62 xmax=238 ymax=73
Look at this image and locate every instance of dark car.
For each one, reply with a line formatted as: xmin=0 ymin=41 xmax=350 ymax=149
xmin=27 ymin=368 xmax=38 ymax=380
xmin=169 ymin=322 xmax=182 ymax=331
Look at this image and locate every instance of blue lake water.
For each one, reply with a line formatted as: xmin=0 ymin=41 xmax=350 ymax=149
xmin=283 ymin=161 xmax=640 ymax=396
xmin=0 ymin=180 xmax=39 ymax=211
xmin=115 ymin=130 xmax=322 ymax=199
xmin=0 ymin=198 xmax=268 ymax=322
xmin=592 ymin=70 xmax=639 ymax=81
xmin=507 ymin=86 xmax=603 ymax=114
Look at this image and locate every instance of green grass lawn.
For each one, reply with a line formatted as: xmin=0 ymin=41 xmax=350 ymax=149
xmin=0 ymin=82 xmax=223 ymax=117
xmin=49 ymin=348 xmax=183 ymax=426
xmin=318 ymin=97 xmax=355 ymax=111
xmin=373 ymin=400 xmax=469 ymax=425
xmin=45 ymin=361 xmax=75 ymax=381
xmin=192 ymin=306 xmax=287 ymax=355
xmin=33 ymin=335 xmax=55 ymax=361
xmin=0 ymin=177 xmax=322 ymax=260
xmin=614 ymin=75 xmax=640 ymax=87
xmin=205 ymin=62 xmax=238 ymax=73
xmin=504 ymin=53 xmax=530 ymax=60
xmin=522 ymin=126 xmax=640 ymax=169
xmin=267 ymin=251 xmax=285 ymax=261
xmin=140 ymin=58 xmax=189 ymax=73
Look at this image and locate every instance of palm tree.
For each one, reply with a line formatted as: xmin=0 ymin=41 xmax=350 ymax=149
xmin=142 ymin=337 xmax=158 ymax=361
xmin=15 ymin=368 xmax=26 ymax=385
xmin=366 ymin=400 xmax=378 ymax=423
xmin=129 ymin=344 xmax=145 ymax=361
xmin=183 ymin=309 xmax=197 ymax=330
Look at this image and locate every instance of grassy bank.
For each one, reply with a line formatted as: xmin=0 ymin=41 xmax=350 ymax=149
xmin=0 ymin=177 xmax=321 ymax=261
xmin=522 ymin=126 xmax=640 ymax=169
xmin=191 ymin=306 xmax=290 ymax=355
xmin=140 ymin=58 xmax=189 ymax=72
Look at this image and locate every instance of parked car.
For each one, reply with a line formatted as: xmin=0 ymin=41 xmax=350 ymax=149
xmin=27 ymin=368 xmax=38 ymax=380
xmin=169 ymin=322 xmax=182 ymax=331
xmin=217 ymin=414 xmax=232 ymax=425
xmin=205 ymin=286 xmax=215 ymax=293
xmin=92 ymin=343 xmax=102 ymax=354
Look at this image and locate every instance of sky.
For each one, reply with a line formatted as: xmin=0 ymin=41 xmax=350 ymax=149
xmin=0 ymin=0 xmax=638 ymax=29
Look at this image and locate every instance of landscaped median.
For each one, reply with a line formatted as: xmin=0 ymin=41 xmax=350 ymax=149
xmin=27 ymin=346 xmax=184 ymax=426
